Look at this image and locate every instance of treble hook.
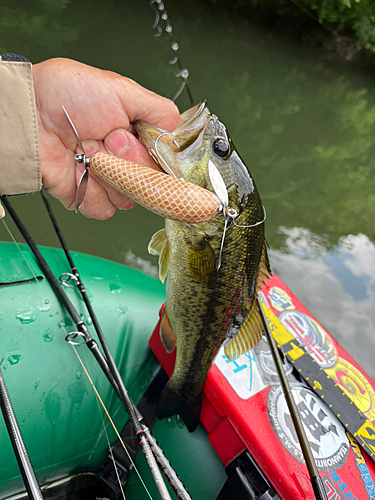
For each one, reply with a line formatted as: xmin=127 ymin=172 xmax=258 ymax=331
xmin=61 ymin=106 xmax=90 ymax=213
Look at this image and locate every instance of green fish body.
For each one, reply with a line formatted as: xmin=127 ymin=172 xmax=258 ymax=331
xmin=135 ymin=102 xmax=271 ymax=432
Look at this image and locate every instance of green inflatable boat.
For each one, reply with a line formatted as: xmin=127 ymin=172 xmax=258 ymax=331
xmin=0 ymin=241 xmax=227 ymax=500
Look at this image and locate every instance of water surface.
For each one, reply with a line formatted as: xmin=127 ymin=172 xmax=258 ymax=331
xmin=1 ymin=0 xmax=374 ymax=379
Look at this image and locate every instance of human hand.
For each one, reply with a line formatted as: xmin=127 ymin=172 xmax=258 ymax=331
xmin=33 ymin=58 xmax=180 ymax=219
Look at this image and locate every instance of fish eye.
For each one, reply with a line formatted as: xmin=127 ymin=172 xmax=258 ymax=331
xmin=213 ymin=139 xmax=229 ymax=158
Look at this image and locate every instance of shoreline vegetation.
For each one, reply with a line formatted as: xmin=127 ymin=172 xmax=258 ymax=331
xmin=208 ymin=0 xmax=375 ymax=64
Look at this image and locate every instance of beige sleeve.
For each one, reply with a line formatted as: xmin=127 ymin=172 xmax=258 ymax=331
xmin=0 ymin=60 xmax=41 ymax=196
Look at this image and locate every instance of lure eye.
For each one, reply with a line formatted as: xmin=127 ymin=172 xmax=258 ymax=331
xmin=213 ymin=139 xmax=229 ymax=158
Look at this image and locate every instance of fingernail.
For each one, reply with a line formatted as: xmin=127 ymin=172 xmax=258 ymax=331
xmin=82 ymin=140 xmax=100 ymax=156
xmin=106 ymin=129 xmax=131 ymax=156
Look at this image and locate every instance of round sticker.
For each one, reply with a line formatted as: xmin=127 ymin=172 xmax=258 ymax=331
xmin=326 ymin=358 xmax=375 ymax=423
xmin=268 ymin=286 xmax=295 ymax=312
xmin=279 ymin=310 xmax=337 ymax=369
xmin=268 ymin=384 xmax=349 ymax=471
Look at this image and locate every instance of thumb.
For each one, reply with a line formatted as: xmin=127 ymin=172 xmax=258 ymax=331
xmin=104 ymin=129 xmax=160 ymax=170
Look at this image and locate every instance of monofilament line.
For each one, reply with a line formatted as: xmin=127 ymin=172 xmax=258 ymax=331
xmin=71 ymin=344 xmax=154 ymax=500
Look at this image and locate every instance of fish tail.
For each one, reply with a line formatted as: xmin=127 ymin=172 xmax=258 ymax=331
xmin=156 ymin=382 xmax=202 ymax=432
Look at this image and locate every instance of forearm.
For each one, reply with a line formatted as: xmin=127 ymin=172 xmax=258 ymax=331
xmin=0 ymin=57 xmax=41 ymax=196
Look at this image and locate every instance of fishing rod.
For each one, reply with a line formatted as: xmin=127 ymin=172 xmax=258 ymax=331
xmin=0 ymin=196 xmax=173 ymax=500
xmin=0 ymin=364 xmax=44 ymax=500
xmin=258 ymin=301 xmax=327 ymax=500
xmin=40 ymin=189 xmax=192 ymax=500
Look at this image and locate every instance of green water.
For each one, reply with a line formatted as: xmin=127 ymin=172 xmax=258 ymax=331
xmin=1 ymin=0 xmax=375 ymax=382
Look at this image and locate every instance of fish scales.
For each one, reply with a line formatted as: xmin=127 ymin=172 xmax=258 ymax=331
xmin=135 ymin=101 xmax=271 ymax=431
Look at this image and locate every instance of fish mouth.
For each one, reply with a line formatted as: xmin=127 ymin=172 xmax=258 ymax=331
xmin=135 ymin=101 xmax=211 ymax=177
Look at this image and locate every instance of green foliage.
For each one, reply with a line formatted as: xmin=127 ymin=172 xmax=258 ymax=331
xmin=297 ymin=0 xmax=375 ymax=50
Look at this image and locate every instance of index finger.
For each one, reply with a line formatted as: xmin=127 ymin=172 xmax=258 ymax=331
xmin=114 ymin=77 xmax=182 ymax=132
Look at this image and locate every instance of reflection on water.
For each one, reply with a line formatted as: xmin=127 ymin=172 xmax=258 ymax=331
xmin=270 ymin=229 xmax=375 ymax=379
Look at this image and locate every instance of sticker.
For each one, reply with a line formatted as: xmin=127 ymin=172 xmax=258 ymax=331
xmin=326 ymin=358 xmax=375 ymax=423
xmin=347 ymin=432 xmax=375 ymax=500
xmin=215 ymin=345 xmax=267 ymax=399
xmin=253 ymin=338 xmax=295 ymax=387
xmin=279 ymin=310 xmax=337 ymax=369
xmin=268 ymin=384 xmax=349 ymax=471
xmin=330 ymin=471 xmax=357 ymax=499
xmin=322 ymin=474 xmax=345 ymax=500
xmin=215 ymin=338 xmax=296 ymax=399
xmin=268 ymin=286 xmax=295 ymax=312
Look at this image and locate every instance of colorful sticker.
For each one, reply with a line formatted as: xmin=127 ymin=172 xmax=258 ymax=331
xmin=326 ymin=358 xmax=375 ymax=424
xmin=279 ymin=310 xmax=337 ymax=369
xmin=268 ymin=286 xmax=295 ymax=312
xmin=347 ymin=432 xmax=375 ymax=500
xmin=322 ymin=474 xmax=345 ymax=500
xmin=268 ymin=384 xmax=349 ymax=471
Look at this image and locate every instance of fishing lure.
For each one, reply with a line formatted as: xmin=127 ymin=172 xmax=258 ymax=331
xmin=62 ymin=107 xmax=220 ymax=224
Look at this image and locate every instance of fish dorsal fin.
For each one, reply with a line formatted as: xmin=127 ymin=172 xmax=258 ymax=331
xmin=224 ymin=300 xmax=263 ymax=361
xmin=188 ymin=239 xmax=216 ymax=284
xmin=148 ymin=228 xmax=169 ymax=283
xmin=256 ymin=240 xmax=272 ymax=292
xmin=160 ymin=307 xmax=176 ymax=353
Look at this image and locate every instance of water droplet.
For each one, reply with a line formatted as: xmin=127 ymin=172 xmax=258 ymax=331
xmin=181 ymin=69 xmax=189 ymax=79
xmin=161 ymin=12 xmax=167 ymax=20
xmin=110 ymin=283 xmax=122 ymax=294
xmin=76 ymin=371 xmax=82 ymax=380
xmin=176 ymin=415 xmax=185 ymax=429
xmin=86 ymin=316 xmax=92 ymax=326
xmin=58 ymin=317 xmax=73 ymax=328
xmin=43 ymin=328 xmax=54 ymax=342
xmin=117 ymin=305 xmax=128 ymax=316
xmin=91 ymin=273 xmax=104 ymax=280
xmin=3 ymin=364 xmax=8 ymax=370
xmin=16 ymin=307 xmax=36 ymax=324
xmin=34 ymin=380 xmax=40 ymax=392
xmin=36 ymin=300 xmax=51 ymax=312
xmin=44 ymin=391 xmax=62 ymax=425
xmin=171 ymin=42 xmax=179 ymax=51
xmin=8 ymin=355 xmax=21 ymax=365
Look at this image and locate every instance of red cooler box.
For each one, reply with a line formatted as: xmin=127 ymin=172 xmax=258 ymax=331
xmin=149 ymin=275 xmax=375 ymax=499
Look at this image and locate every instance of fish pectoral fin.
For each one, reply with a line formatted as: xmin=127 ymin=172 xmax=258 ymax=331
xmin=256 ymin=240 xmax=272 ymax=292
xmin=224 ymin=300 xmax=263 ymax=361
xmin=148 ymin=228 xmax=169 ymax=283
xmin=160 ymin=307 xmax=176 ymax=353
xmin=188 ymin=239 xmax=216 ymax=284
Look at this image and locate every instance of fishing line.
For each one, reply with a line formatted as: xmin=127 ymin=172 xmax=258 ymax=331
xmin=1 ymin=218 xmax=44 ymax=288
xmin=149 ymin=0 xmax=194 ymax=106
xmin=80 ymin=348 xmax=129 ymax=500
xmin=70 ymin=344 xmax=154 ymax=500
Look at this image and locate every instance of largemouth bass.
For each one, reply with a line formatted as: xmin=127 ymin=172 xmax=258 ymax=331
xmin=135 ymin=101 xmax=271 ymax=432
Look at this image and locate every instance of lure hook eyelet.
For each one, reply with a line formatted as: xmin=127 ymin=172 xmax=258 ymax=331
xmin=61 ymin=106 xmax=90 ymax=213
